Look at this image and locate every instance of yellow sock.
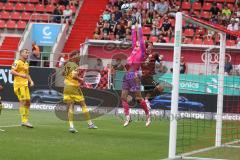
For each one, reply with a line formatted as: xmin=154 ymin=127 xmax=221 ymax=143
xmin=82 ymin=105 xmax=92 ymax=124
xmin=19 ymin=107 xmax=27 ymax=123
xmin=68 ymin=108 xmax=74 ymax=128
xmin=24 ymin=107 xmax=29 ymax=122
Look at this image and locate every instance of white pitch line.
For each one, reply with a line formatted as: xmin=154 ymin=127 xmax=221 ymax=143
xmin=0 ymin=129 xmax=5 ymax=132
xmin=0 ymin=125 xmax=21 ymax=128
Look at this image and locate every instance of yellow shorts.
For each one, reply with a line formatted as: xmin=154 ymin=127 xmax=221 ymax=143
xmin=14 ymin=86 xmax=30 ymax=101
xmin=63 ymin=85 xmax=85 ymax=103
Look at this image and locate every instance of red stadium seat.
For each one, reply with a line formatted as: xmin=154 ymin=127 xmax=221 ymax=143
xmin=182 ymin=2 xmax=191 ymax=10
xmin=192 ymin=2 xmax=201 ymax=10
xmin=195 ymin=28 xmax=205 ymax=36
xmin=17 ymin=20 xmax=26 ymax=30
xmin=0 ymin=3 xmax=3 ymax=10
xmin=142 ymin=26 xmax=151 ymax=35
xmin=21 ymin=12 xmax=31 ymax=21
xmin=0 ymin=20 xmax=5 ymax=29
xmin=8 ymin=0 xmax=18 ymax=3
xmin=4 ymin=3 xmax=14 ymax=11
xmin=183 ymin=37 xmax=192 ymax=44
xmin=29 ymin=0 xmax=39 ymax=3
xmin=182 ymin=10 xmax=189 ymax=15
xmin=226 ymin=40 xmax=236 ymax=46
xmin=203 ymin=3 xmax=212 ymax=11
xmin=201 ymin=11 xmax=210 ymax=19
xmin=35 ymin=4 xmax=45 ymax=13
xmin=19 ymin=0 xmax=28 ymax=3
xmin=149 ymin=36 xmax=158 ymax=43
xmin=45 ymin=4 xmax=54 ymax=13
xmin=59 ymin=5 xmax=65 ymax=11
xmin=183 ymin=29 xmax=194 ymax=37
xmin=170 ymin=37 xmax=174 ymax=43
xmin=227 ymin=3 xmax=234 ymax=10
xmin=193 ymin=38 xmax=202 ymax=44
xmin=25 ymin=3 xmax=35 ymax=12
xmin=169 ymin=18 xmax=175 ymax=27
xmin=163 ymin=37 xmax=170 ymax=43
xmin=216 ymin=3 xmax=222 ymax=10
xmin=15 ymin=3 xmax=25 ymax=12
xmin=0 ymin=11 xmax=10 ymax=20
xmin=10 ymin=12 xmax=21 ymax=20
xmin=6 ymin=20 xmax=16 ymax=29
xmin=203 ymin=38 xmax=214 ymax=45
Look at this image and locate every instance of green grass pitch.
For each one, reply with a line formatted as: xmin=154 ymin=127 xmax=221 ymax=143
xmin=0 ymin=110 xmax=240 ymax=160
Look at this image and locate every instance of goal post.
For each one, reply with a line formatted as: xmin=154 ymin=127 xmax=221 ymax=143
xmin=168 ymin=12 xmax=240 ymax=159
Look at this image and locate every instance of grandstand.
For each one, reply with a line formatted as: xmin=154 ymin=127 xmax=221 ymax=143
xmin=1 ymin=0 xmax=240 ymax=159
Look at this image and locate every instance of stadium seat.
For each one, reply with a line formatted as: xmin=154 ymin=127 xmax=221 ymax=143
xmin=195 ymin=28 xmax=206 ymax=36
xmin=170 ymin=37 xmax=174 ymax=43
xmin=8 ymin=0 xmax=18 ymax=3
xmin=25 ymin=3 xmax=35 ymax=12
xmin=193 ymin=38 xmax=203 ymax=44
xmin=182 ymin=10 xmax=189 ymax=15
xmin=10 ymin=12 xmax=21 ymax=21
xmin=169 ymin=18 xmax=175 ymax=27
xmin=143 ymin=36 xmax=148 ymax=41
xmin=29 ymin=0 xmax=39 ymax=3
xmin=35 ymin=4 xmax=45 ymax=13
xmin=19 ymin=0 xmax=28 ymax=3
xmin=17 ymin=20 xmax=26 ymax=30
xmin=193 ymin=11 xmax=200 ymax=17
xmin=201 ymin=11 xmax=210 ymax=19
xmin=182 ymin=2 xmax=191 ymax=10
xmin=227 ymin=3 xmax=234 ymax=10
xmin=226 ymin=40 xmax=236 ymax=46
xmin=4 ymin=3 xmax=14 ymax=11
xmin=183 ymin=37 xmax=192 ymax=44
xmin=0 ymin=20 xmax=5 ymax=29
xmin=45 ymin=4 xmax=54 ymax=13
xmin=192 ymin=2 xmax=201 ymax=10
xmin=6 ymin=20 xmax=16 ymax=29
xmin=203 ymin=3 xmax=212 ymax=10
xmin=21 ymin=12 xmax=31 ymax=21
xmin=203 ymin=38 xmax=214 ymax=45
xmin=163 ymin=37 xmax=170 ymax=43
xmin=59 ymin=5 xmax=65 ymax=11
xmin=149 ymin=36 xmax=158 ymax=43
xmin=216 ymin=3 xmax=222 ymax=10
xmin=15 ymin=3 xmax=25 ymax=12
xmin=0 ymin=11 xmax=10 ymax=20
xmin=142 ymin=26 xmax=151 ymax=35
xmin=0 ymin=3 xmax=3 ymax=10
xmin=183 ymin=29 xmax=194 ymax=37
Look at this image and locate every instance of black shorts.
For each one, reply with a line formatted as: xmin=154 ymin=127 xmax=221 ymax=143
xmin=141 ymin=75 xmax=158 ymax=92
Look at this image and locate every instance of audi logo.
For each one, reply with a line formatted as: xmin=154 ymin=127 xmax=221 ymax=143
xmin=201 ymin=52 xmax=231 ymax=64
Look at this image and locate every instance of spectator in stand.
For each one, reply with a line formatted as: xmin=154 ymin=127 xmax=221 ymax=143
xmin=114 ymin=23 xmax=126 ymax=40
xmin=114 ymin=6 xmax=122 ymax=22
xmin=154 ymin=0 xmax=169 ymax=16
xmin=151 ymin=23 xmax=160 ymax=36
xmin=227 ymin=18 xmax=239 ymax=40
xmin=210 ymin=2 xmax=221 ymax=24
xmin=168 ymin=1 xmax=180 ymax=17
xmin=30 ymin=42 xmax=41 ymax=66
xmin=145 ymin=11 xmax=154 ymax=26
xmin=109 ymin=14 xmax=117 ymax=32
xmin=94 ymin=58 xmax=104 ymax=70
xmin=58 ymin=53 xmax=65 ymax=68
xmin=97 ymin=16 xmax=104 ymax=28
xmin=158 ymin=34 xmax=167 ymax=43
xmin=53 ymin=4 xmax=63 ymax=23
xmin=59 ymin=0 xmax=69 ymax=7
xmin=160 ymin=16 xmax=172 ymax=37
xmin=93 ymin=27 xmax=101 ymax=39
xmin=63 ymin=5 xmax=73 ymax=24
xmin=221 ymin=5 xmax=232 ymax=24
xmin=101 ymin=21 xmax=111 ymax=37
xmin=103 ymin=10 xmax=111 ymax=21
xmin=155 ymin=55 xmax=167 ymax=74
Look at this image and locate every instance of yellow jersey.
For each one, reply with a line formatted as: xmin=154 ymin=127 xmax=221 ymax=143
xmin=11 ymin=59 xmax=29 ymax=88
xmin=64 ymin=61 xmax=80 ymax=86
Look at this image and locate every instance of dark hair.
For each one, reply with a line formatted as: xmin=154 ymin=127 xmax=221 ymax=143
xmin=20 ymin=49 xmax=29 ymax=55
xmin=69 ymin=50 xmax=80 ymax=58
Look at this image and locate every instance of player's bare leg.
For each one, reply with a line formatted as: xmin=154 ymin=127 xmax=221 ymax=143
xmin=121 ymin=90 xmax=131 ymax=127
xmin=79 ymin=101 xmax=97 ymax=129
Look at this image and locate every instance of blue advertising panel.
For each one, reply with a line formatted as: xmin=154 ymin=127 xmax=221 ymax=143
xmin=32 ymin=24 xmax=62 ymax=46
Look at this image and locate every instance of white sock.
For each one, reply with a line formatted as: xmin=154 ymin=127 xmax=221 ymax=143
xmin=145 ymin=99 xmax=151 ymax=110
xmin=69 ymin=121 xmax=74 ymax=128
xmin=88 ymin=120 xmax=93 ymax=126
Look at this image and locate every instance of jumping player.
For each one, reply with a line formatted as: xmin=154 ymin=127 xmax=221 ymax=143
xmin=141 ymin=42 xmax=164 ymax=109
xmin=121 ymin=23 xmax=150 ymax=127
xmin=11 ymin=49 xmax=34 ymax=128
xmin=63 ymin=50 xmax=97 ymax=133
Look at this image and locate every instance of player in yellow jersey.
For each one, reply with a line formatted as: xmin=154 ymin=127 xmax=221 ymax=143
xmin=11 ymin=49 xmax=34 ymax=128
xmin=63 ymin=50 xmax=97 ymax=133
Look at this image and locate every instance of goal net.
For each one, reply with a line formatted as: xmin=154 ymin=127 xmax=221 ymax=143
xmin=168 ymin=12 xmax=240 ymax=160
